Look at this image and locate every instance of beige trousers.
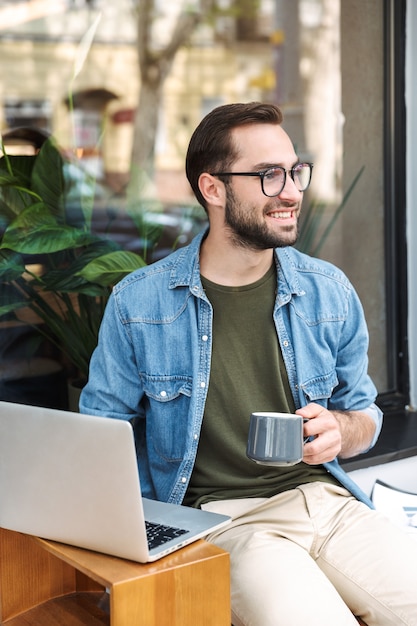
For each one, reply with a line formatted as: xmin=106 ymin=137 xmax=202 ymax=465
xmin=203 ymin=482 xmax=417 ymax=626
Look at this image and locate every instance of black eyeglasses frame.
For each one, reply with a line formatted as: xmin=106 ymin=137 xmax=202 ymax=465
xmin=210 ymin=162 xmax=314 ymax=197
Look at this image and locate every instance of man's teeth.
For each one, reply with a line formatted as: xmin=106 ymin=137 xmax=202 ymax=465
xmin=269 ymin=211 xmax=292 ymax=218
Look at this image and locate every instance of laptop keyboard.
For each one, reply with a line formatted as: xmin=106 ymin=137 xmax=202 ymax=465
xmin=145 ymin=520 xmax=189 ymax=550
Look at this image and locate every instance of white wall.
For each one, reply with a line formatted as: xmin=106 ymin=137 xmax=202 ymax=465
xmin=407 ymin=0 xmax=417 ymax=411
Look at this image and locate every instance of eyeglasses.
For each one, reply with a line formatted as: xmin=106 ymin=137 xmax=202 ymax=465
xmin=210 ymin=162 xmax=313 ymax=197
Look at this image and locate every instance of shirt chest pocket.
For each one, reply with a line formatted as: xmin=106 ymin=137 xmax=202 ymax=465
xmin=300 ymin=370 xmax=339 ymax=403
xmin=142 ymin=376 xmax=193 ymax=462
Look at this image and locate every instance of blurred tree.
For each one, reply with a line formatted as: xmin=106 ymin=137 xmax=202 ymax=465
xmin=131 ymin=0 xmax=213 ymax=190
xmin=130 ymin=0 xmax=261 ymax=192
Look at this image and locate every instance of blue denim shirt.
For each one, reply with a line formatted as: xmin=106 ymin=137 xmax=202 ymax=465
xmin=80 ymin=231 xmax=382 ymax=509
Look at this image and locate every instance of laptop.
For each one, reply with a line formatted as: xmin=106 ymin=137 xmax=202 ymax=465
xmin=0 ymin=401 xmax=231 ymax=562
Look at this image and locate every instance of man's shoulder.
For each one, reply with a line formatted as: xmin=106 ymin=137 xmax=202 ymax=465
xmin=113 ymin=232 xmax=203 ymax=296
xmin=276 ymin=247 xmax=351 ymax=288
xmin=115 ymin=248 xmax=181 ymax=288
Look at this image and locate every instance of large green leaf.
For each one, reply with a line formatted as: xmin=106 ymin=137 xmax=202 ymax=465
xmin=78 ymin=250 xmax=146 ymax=286
xmin=0 ymin=250 xmax=26 ymax=280
xmin=0 ymin=204 xmax=97 ymax=254
xmin=30 ymin=139 xmax=66 ymax=220
xmin=0 ymin=154 xmax=34 ymax=184
xmin=0 ymin=171 xmax=24 ymax=186
xmin=1 ymin=186 xmax=41 ymax=215
xmin=0 ymin=198 xmax=17 ymax=229
xmin=36 ymin=239 xmax=124 ymax=294
xmin=0 ymin=160 xmax=40 ymax=217
xmin=68 ymin=236 xmax=120 ymax=263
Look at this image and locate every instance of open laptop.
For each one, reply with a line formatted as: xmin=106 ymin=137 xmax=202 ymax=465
xmin=0 ymin=401 xmax=231 ymax=562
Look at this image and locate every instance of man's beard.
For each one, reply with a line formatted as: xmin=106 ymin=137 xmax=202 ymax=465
xmin=224 ymin=187 xmax=299 ymax=251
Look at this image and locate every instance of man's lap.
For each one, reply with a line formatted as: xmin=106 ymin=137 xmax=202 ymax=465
xmin=204 ymin=482 xmax=417 ymax=626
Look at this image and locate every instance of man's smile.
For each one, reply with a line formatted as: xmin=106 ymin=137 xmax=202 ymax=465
xmin=265 ymin=205 xmax=298 ymax=221
xmin=267 ymin=210 xmax=295 ymax=219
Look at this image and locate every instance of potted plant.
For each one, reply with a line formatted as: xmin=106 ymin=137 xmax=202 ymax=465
xmin=0 ymin=135 xmax=146 ymax=398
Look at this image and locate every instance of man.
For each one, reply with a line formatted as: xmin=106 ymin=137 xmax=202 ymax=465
xmin=80 ymin=102 xmax=417 ymax=625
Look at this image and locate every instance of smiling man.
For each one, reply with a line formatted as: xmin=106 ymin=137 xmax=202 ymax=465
xmin=80 ymin=102 xmax=417 ymax=626
xmin=208 ymin=124 xmax=304 ymax=251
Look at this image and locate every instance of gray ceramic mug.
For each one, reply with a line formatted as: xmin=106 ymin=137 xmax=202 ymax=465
xmin=246 ymin=412 xmax=304 ymax=466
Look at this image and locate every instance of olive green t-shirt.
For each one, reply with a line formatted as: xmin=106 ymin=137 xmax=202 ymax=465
xmin=183 ymin=265 xmax=335 ymax=508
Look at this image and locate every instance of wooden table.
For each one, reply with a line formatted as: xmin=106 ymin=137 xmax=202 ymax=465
xmin=0 ymin=528 xmax=230 ymax=625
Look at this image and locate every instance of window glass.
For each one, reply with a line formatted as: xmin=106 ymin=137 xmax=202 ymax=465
xmin=0 ymin=0 xmax=390 ymax=405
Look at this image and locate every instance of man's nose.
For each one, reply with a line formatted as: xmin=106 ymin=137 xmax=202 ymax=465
xmin=278 ymin=174 xmax=303 ymax=200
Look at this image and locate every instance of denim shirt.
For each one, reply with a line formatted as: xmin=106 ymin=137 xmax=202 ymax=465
xmin=80 ymin=231 xmax=382 ymax=509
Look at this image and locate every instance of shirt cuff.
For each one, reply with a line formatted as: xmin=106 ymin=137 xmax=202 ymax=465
xmin=361 ymin=402 xmax=383 ymax=451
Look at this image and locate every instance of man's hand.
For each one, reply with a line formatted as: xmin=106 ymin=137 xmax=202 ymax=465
xmin=296 ymin=403 xmax=377 ymax=464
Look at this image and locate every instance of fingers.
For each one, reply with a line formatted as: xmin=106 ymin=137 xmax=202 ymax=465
xmin=297 ymin=404 xmax=342 ymax=464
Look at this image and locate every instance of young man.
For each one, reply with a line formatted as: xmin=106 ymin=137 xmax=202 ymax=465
xmin=80 ymin=102 xmax=417 ymax=625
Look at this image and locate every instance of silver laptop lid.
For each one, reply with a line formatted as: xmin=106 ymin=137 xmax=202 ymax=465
xmin=0 ymin=401 xmax=231 ymax=563
xmin=0 ymin=401 xmax=150 ymax=561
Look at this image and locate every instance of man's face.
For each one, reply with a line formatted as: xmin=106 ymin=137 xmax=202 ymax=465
xmin=223 ymin=124 xmax=303 ymax=251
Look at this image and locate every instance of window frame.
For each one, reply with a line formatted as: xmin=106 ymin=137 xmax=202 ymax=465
xmin=379 ymin=0 xmax=409 ymax=414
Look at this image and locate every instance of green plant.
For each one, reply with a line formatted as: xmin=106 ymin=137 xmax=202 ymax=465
xmin=0 ymin=137 xmax=146 ymax=380
xmin=297 ymin=166 xmax=364 ymax=256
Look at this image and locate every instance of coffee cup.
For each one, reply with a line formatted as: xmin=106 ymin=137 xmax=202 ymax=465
xmin=246 ymin=412 xmax=304 ymax=466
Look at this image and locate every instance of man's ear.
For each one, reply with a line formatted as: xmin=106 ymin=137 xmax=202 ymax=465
xmin=198 ymin=173 xmax=225 ymax=208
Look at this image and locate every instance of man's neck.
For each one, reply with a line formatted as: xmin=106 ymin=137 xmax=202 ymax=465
xmin=200 ymin=231 xmax=275 ymax=287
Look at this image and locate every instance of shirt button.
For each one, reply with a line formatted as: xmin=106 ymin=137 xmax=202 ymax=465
xmin=181 ymin=477 xmax=187 ymax=483
xmin=200 ymin=381 xmax=206 ymax=388
xmin=194 ymin=434 xmax=198 ymax=440
xmin=283 ymin=340 xmax=289 ymax=347
xmin=202 ymin=335 xmax=208 ymax=341
xmin=160 ymin=390 xmax=167 ymax=397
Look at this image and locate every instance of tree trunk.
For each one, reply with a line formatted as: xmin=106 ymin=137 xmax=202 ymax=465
xmin=130 ymin=79 xmax=162 ymax=194
xmin=129 ymin=0 xmax=214 ymax=197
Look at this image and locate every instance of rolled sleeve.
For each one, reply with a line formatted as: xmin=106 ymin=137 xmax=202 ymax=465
xmin=361 ymin=403 xmax=383 ymax=451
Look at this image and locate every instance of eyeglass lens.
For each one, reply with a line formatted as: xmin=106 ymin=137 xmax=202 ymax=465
xmin=263 ymin=164 xmax=311 ymax=196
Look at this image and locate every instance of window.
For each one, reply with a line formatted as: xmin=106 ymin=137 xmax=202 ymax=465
xmin=4 ymin=98 xmax=51 ymax=131
xmin=0 ymin=0 xmax=411 ymax=414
